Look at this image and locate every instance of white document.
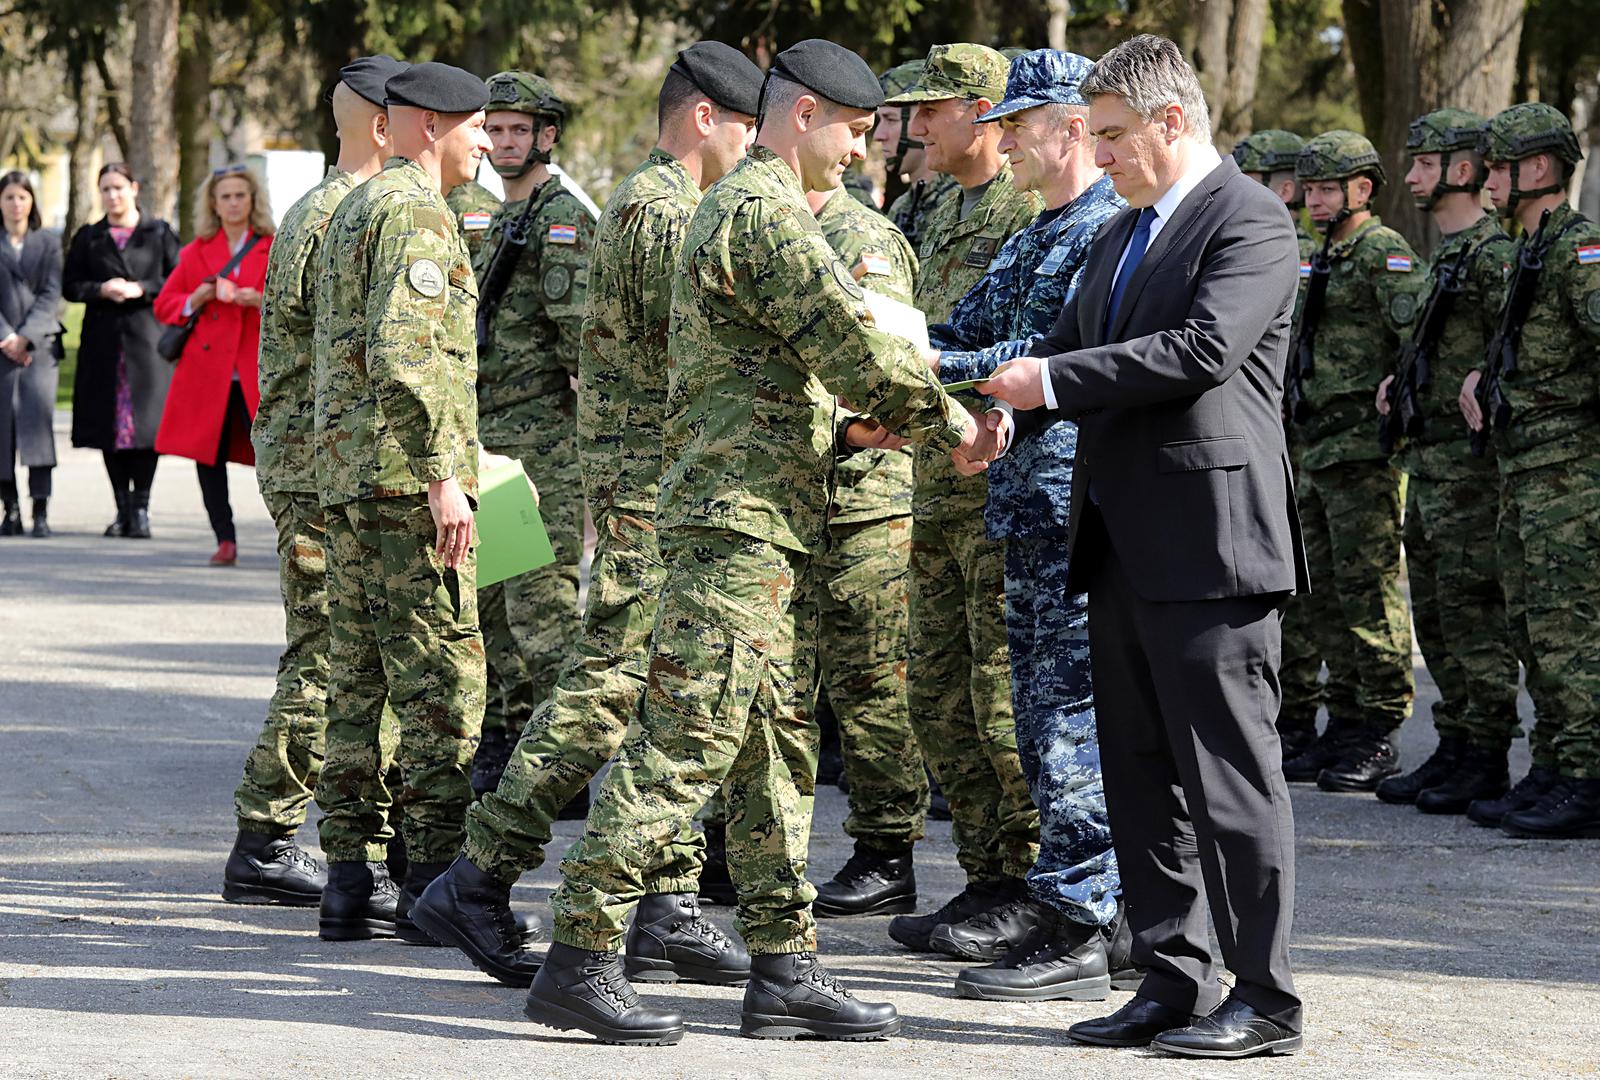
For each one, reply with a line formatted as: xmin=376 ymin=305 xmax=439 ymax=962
xmin=863 ymin=289 xmax=930 ymax=352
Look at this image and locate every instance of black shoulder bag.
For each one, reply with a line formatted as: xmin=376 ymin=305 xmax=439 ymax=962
xmin=158 ymin=233 xmax=260 ymax=362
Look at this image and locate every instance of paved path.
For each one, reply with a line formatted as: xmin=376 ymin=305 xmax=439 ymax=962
xmin=2 ymin=433 xmax=1596 ymax=1079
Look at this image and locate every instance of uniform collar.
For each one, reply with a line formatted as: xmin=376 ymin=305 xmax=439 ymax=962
xmin=746 ymin=145 xmax=805 ymax=198
xmin=1330 ymin=214 xmax=1383 ymax=258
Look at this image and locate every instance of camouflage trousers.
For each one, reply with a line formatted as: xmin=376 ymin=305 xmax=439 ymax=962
xmin=1298 ymin=460 xmax=1414 ymax=736
xmin=315 ymin=495 xmax=486 ymax=863
xmin=1498 ymin=472 xmax=1555 ymax=768
xmin=464 ymin=508 xmax=703 ymax=891
xmin=1405 ymin=472 xmax=1521 ymax=749
xmin=1499 ymin=456 xmax=1600 ymax=778
xmin=1280 ymin=444 xmax=1356 ymax=738
xmin=818 ymin=515 xmax=928 ymax=847
xmin=1004 ymin=537 xmax=1118 ymax=927
xmin=479 ymin=428 xmax=585 ymax=735
xmin=908 ymin=505 xmax=1038 ymax=883
xmin=551 ymin=528 xmax=821 ymax=955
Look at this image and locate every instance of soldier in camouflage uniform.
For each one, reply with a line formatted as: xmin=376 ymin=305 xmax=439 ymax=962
xmin=222 ymin=56 xmax=404 ymax=909
xmin=1368 ymin=109 xmax=1523 ymax=814
xmin=1233 ymin=128 xmax=1346 ymax=760
xmin=1284 ymin=131 xmax=1425 ymax=793
xmin=877 ymin=61 xmax=958 ymax=253
xmin=912 ymin=50 xmax=1127 ymax=997
xmin=309 ymin=62 xmax=493 ymax=940
xmin=447 ymin=175 xmax=502 ymax=263
xmin=1460 ymin=104 xmax=1600 ymax=838
xmin=880 ymin=43 xmax=1043 ymax=956
xmin=805 ymin=182 xmax=930 ymax=919
xmin=412 ymin=41 xmax=765 ymax=989
xmin=525 ymin=40 xmax=994 ymax=1046
xmin=469 ymin=72 xmax=595 ymax=797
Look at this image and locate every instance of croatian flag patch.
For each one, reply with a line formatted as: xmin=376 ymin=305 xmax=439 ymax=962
xmin=1386 ymin=255 xmax=1413 ymax=272
xmin=1577 ymin=244 xmax=1600 ymax=266
xmin=461 ymin=211 xmax=491 ymax=231
xmin=548 ymin=224 xmax=578 ymax=245
xmin=1299 ymin=262 xmax=1312 ymax=278
xmin=858 ymin=251 xmax=892 ymax=277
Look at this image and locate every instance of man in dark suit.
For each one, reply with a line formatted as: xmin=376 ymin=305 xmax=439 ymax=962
xmin=979 ymin=34 xmax=1307 ymax=1059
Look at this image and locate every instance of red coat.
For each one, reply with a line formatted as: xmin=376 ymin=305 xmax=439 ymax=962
xmin=153 ymin=230 xmax=273 ymax=466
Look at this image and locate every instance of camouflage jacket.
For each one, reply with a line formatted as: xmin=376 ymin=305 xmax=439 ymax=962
xmin=887 ymin=173 xmax=957 ymax=255
xmin=813 ymin=187 xmax=918 ymax=527
xmin=912 ymin=165 xmax=1040 ymax=513
xmin=577 ymin=148 xmax=699 ymax=514
xmin=1397 ymin=213 xmax=1513 ymax=480
xmin=448 ymin=179 xmax=502 ymax=264
xmin=473 ymin=176 xmax=595 ymax=447
xmin=313 ymin=157 xmax=479 ymax=507
xmin=932 ymin=174 xmax=1122 ymax=538
xmin=1492 ymin=202 xmax=1600 ymax=472
xmin=659 ymin=146 xmax=969 ymax=555
xmin=254 ymin=167 xmax=357 ymax=495
xmin=1298 ymin=215 xmax=1427 ymax=471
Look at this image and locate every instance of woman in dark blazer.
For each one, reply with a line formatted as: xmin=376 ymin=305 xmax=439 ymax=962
xmin=64 ymin=163 xmax=181 ymax=538
xmin=0 ymin=171 xmax=64 ymax=537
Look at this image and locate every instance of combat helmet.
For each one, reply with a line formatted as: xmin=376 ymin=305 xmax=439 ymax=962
xmin=1232 ymin=130 xmax=1305 ymax=176
xmin=879 ymin=60 xmax=926 ymax=174
xmin=1297 ymin=130 xmax=1385 ymax=229
xmin=1478 ymin=102 xmax=1583 ymax=207
xmin=485 ymin=70 xmax=568 ymax=174
xmin=1405 ymin=108 xmax=1487 ymax=208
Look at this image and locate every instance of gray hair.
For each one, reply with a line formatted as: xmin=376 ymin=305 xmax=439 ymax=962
xmin=1080 ymin=34 xmax=1212 ymax=144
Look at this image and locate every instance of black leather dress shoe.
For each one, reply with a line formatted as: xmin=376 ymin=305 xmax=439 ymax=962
xmin=1500 ymin=778 xmax=1600 ymax=839
xmin=814 ymin=841 xmax=916 ymax=918
xmin=1152 ymin=996 xmax=1302 ymax=1058
xmin=740 ymin=952 xmax=900 ymax=1041
xmin=624 ymin=891 xmax=750 ymax=985
xmin=1067 ymin=994 xmax=1197 ymax=1047
xmin=887 ymin=878 xmax=1016 ymax=953
xmin=930 ymin=896 xmax=1046 ymax=961
xmin=1416 ymin=744 xmax=1509 ymax=814
xmin=410 ymin=856 xmax=542 ymax=987
xmin=1375 ymin=736 xmax=1463 ymax=805
xmin=222 ymin=830 xmax=326 ymax=906
xmin=1467 ymin=765 xmax=1559 ymax=826
xmin=319 ymin=860 xmax=398 ymax=940
xmin=954 ymin=908 xmax=1110 ymax=1002
xmin=525 ymin=942 xmax=685 ymax=1045
xmin=1316 ymin=737 xmax=1400 ymax=792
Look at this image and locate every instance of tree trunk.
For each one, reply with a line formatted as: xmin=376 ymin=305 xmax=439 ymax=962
xmin=1219 ymin=0 xmax=1269 ymax=143
xmin=1192 ymin=0 xmax=1233 ymax=119
xmin=1436 ymin=0 xmax=1524 ymax=113
xmin=175 ymin=12 xmax=212 ymax=242
xmin=67 ymin=58 xmax=101 ymax=241
xmin=1045 ymin=0 xmax=1072 ymax=51
xmin=94 ymin=53 xmax=130 ymax=161
xmin=128 ymin=0 xmax=181 ymax=223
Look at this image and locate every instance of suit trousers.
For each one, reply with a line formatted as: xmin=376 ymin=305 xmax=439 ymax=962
xmin=1086 ymin=518 xmax=1302 ymax=1031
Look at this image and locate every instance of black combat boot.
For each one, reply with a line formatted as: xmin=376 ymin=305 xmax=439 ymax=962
xmin=697 ymin=820 xmax=737 ymax=906
xmin=740 ymin=952 xmax=901 ymax=1040
xmin=410 ymin=856 xmax=543 ymax=986
xmin=1104 ymin=898 xmax=1142 ymax=991
xmin=930 ymin=893 xmax=1047 ymax=962
xmin=30 ymin=498 xmax=50 ymax=538
xmin=319 ymin=860 xmax=399 ymax=940
xmin=927 ymin=770 xmax=952 ymax=820
xmin=1282 ymin=728 xmax=1355 ymax=783
xmin=385 ymin=831 xmax=408 ymax=884
xmin=0 ymin=499 xmax=21 ymax=536
xmin=1500 ymin=778 xmax=1600 ymax=839
xmin=1375 ymin=735 xmax=1465 ymax=805
xmin=954 ymin=905 xmax=1111 ymax=1001
xmin=813 ymin=841 xmax=916 ymax=918
xmin=1467 ymin=765 xmax=1559 ymax=827
xmin=1277 ymin=724 xmax=1317 ymax=764
xmin=887 ymin=878 xmax=1016 ymax=953
xmin=1316 ymin=736 xmax=1400 ymax=792
xmin=395 ymin=860 xmax=452 ymax=945
xmin=221 ymin=829 xmax=325 ymax=906
xmin=470 ymin=727 xmax=512 ymax=797
xmin=126 ymin=491 xmax=151 ymax=539
xmin=1415 ymin=743 xmax=1510 ymax=815
xmin=624 ymin=892 xmax=750 ymax=985
xmin=524 ymin=941 xmax=685 ymax=1045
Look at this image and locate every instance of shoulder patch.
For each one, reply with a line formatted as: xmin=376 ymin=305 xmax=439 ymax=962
xmin=462 ymin=211 xmax=492 ymax=231
xmin=1577 ymin=244 xmax=1600 ymax=266
xmin=407 ymin=258 xmax=445 ymax=298
xmin=542 ymin=265 xmax=573 ymax=302
xmin=1586 ymin=291 xmax=1600 ymax=324
xmin=1386 ymin=255 xmax=1414 ymax=272
xmin=1390 ymin=292 xmax=1418 ymax=325
xmin=547 ymin=224 xmax=578 ymax=245
xmin=857 ymin=251 xmax=892 ymax=277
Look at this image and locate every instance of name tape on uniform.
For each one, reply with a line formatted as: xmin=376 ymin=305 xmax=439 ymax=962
xmin=548 ymin=224 xmax=578 ymax=245
xmin=1386 ymin=255 xmax=1414 ymax=272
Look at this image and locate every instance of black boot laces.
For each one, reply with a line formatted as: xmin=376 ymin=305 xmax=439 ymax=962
xmin=835 ymin=847 xmax=883 ymax=886
xmin=270 ymin=842 xmax=320 ymax=877
xmin=584 ymin=952 xmax=639 ymax=1009
xmin=793 ymin=953 xmax=852 ymax=998
xmin=969 ymin=899 xmax=1029 ymax=930
xmin=674 ymin=899 xmax=733 ymax=952
xmin=487 ymin=897 xmax=523 ymax=949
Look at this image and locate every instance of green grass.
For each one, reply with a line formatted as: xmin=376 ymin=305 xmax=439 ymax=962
xmin=55 ymin=303 xmax=82 ymax=409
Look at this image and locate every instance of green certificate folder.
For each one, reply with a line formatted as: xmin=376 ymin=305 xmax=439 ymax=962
xmin=474 ymin=460 xmax=556 ymax=588
xmin=942 ymin=378 xmax=984 ymax=394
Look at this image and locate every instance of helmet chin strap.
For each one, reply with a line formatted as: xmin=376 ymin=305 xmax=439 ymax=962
xmin=1506 ymin=157 xmax=1564 ymax=208
xmin=493 ymin=122 xmax=555 ymax=179
xmin=888 ymin=107 xmax=921 ymax=176
xmin=1315 ymin=203 xmax=1354 ymax=235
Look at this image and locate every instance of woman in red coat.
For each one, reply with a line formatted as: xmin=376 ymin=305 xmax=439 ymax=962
xmin=155 ymin=164 xmax=274 ymax=565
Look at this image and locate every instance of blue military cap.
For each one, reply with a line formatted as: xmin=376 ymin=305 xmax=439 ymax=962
xmin=975 ymin=49 xmax=1094 ymax=124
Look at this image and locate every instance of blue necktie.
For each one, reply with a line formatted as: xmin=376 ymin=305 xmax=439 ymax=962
xmin=1104 ymin=207 xmax=1158 ymax=338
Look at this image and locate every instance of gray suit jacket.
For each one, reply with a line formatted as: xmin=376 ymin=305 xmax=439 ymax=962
xmin=1025 ymin=155 xmax=1308 ymax=602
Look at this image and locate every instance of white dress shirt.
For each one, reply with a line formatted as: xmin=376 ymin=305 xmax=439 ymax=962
xmin=1040 ymin=142 xmax=1225 ymax=410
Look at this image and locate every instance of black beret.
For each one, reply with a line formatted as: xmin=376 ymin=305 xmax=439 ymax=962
xmin=670 ymin=41 xmax=765 ymax=117
xmin=339 ymin=55 xmax=408 ymax=108
xmin=768 ymin=39 xmax=884 ymax=111
xmin=385 ymin=61 xmax=490 ymax=114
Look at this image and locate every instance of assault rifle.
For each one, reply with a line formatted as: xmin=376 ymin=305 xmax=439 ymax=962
xmin=474 ymin=192 xmax=544 ymax=351
xmin=1286 ymin=222 xmax=1338 ymax=424
xmin=1470 ymin=209 xmax=1553 ymax=457
xmin=1378 ymin=240 xmax=1474 ymax=454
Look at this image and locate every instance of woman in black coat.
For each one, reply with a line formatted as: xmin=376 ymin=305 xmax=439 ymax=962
xmin=63 ymin=163 xmax=180 ymax=538
xmin=0 ymin=171 xmax=64 ymax=537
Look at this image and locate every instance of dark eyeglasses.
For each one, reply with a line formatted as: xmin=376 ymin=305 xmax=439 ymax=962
xmin=211 ymin=164 xmax=248 ymax=178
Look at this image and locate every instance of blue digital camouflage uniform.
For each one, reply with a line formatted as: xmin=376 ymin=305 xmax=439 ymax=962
xmin=933 ymin=162 xmax=1124 ymax=929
